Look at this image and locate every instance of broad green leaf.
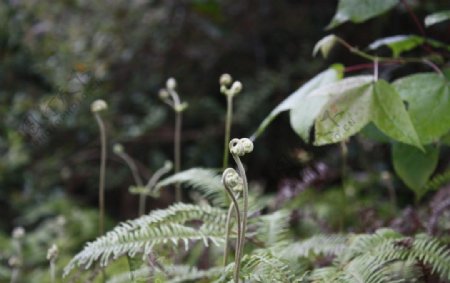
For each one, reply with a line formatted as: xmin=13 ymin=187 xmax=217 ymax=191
xmin=327 ymin=0 xmax=399 ymax=29
xmin=371 ymin=80 xmax=422 ymax=150
xmin=251 ymin=65 xmax=343 ymax=140
xmin=425 ymin=10 xmax=450 ymax=27
xmin=369 ymin=35 xmax=424 ymax=57
xmin=314 ymin=78 xmax=373 ymax=145
xmin=369 ymin=35 xmax=450 ymax=57
xmin=392 ymin=143 xmax=439 ymax=200
xmin=313 ymin=34 xmax=338 ymax=58
xmin=290 ymin=75 xmax=373 ymax=143
xmin=393 ymin=73 xmax=450 ymax=144
xmin=360 ymin=123 xmax=392 ymax=143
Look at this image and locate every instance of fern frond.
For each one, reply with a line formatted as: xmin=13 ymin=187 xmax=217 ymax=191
xmin=64 ymin=203 xmax=227 ymax=276
xmin=257 ymin=210 xmax=291 ymax=245
xmin=425 ymin=169 xmax=450 ymax=191
xmin=218 ymin=250 xmax=297 ymax=283
xmin=278 ymin=234 xmax=348 ymax=260
xmin=155 ymin=168 xmax=228 ymax=207
xmin=164 ymin=265 xmax=224 ymax=283
xmin=338 ymin=229 xmax=450 ymax=281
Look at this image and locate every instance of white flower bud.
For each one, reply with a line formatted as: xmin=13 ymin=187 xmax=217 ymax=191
xmin=12 ymin=227 xmax=25 ymax=239
xmin=230 ymin=81 xmax=243 ymax=95
xmin=113 ymin=143 xmax=124 ymax=154
xmin=90 ymin=99 xmax=108 ymax=113
xmin=219 ymin=73 xmax=232 ymax=86
xmin=163 ymin=160 xmax=173 ymax=170
xmin=159 ymin=89 xmax=170 ymax=100
xmin=166 ymin=77 xmax=177 ymax=90
xmin=46 ymin=244 xmax=59 ymax=261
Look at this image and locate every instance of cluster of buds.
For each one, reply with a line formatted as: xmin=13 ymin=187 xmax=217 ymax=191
xmin=12 ymin=227 xmax=25 ymax=240
xmin=219 ymin=73 xmax=242 ymax=97
xmin=229 ymin=138 xmax=254 ymax=157
xmin=159 ymin=77 xmax=188 ymax=113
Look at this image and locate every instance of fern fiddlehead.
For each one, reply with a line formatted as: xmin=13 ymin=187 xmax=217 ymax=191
xmin=222 ymin=168 xmax=243 ymax=282
xmin=228 ymin=137 xmax=254 ymax=282
xmin=91 ymin=99 xmax=108 ymax=236
xmin=159 ymin=78 xmax=188 ymax=202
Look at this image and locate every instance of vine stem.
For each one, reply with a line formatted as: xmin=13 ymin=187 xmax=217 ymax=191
xmin=223 ymin=95 xmax=233 ymax=170
xmin=221 ymin=184 xmax=242 ymax=283
xmin=94 ymin=113 xmax=107 ymax=236
xmin=232 ymin=154 xmax=249 ymax=273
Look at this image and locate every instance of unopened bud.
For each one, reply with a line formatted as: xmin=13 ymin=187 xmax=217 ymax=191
xmin=90 ymin=99 xmax=108 ymax=113
xmin=230 ymin=81 xmax=243 ymax=95
xmin=113 ymin=143 xmax=124 ymax=154
xmin=166 ymin=77 xmax=177 ymax=90
xmin=219 ymin=73 xmax=232 ymax=86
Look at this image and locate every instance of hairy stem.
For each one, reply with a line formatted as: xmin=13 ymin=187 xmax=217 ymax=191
xmin=94 ymin=114 xmax=107 ymax=236
xmin=222 ymin=183 xmax=242 ymax=283
xmin=223 ymin=95 xmax=233 ymax=170
xmin=232 ymin=155 xmax=249 ymax=271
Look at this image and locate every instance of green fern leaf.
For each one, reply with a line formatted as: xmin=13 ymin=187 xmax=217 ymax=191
xmin=64 ymin=203 xmax=227 ymax=277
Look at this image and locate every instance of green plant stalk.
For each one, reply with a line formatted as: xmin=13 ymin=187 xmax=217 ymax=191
xmin=340 ymin=140 xmax=348 ymax=231
xmin=232 ymin=154 xmax=249 ymax=271
xmin=49 ymin=260 xmax=56 ymax=283
xmin=145 ymin=164 xmax=172 ymax=195
xmin=221 ymin=185 xmax=242 ymax=283
xmin=174 ymin=110 xmax=182 ymax=202
xmin=223 ymin=95 xmax=233 ymax=170
xmin=223 ymin=192 xmax=241 ymax=266
xmin=94 ymin=113 xmax=107 ymax=283
xmin=117 ymin=152 xmax=145 ymax=215
xmin=94 ymin=114 xmax=107 ymax=235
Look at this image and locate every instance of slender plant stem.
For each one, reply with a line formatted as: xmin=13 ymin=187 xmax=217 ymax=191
xmin=232 ymin=155 xmax=249 ymax=270
xmin=223 ymin=192 xmax=241 ymax=267
xmin=221 ymin=185 xmax=242 ymax=283
xmin=174 ymin=110 xmax=182 ymax=202
xmin=340 ymin=141 xmax=348 ymax=232
xmin=335 ymin=37 xmax=438 ymax=64
xmin=49 ymin=260 xmax=56 ymax=283
xmin=94 ymin=114 xmax=107 ymax=236
xmin=223 ymin=95 xmax=233 ymax=170
xmin=117 ymin=152 xmax=146 ymax=215
xmin=94 ymin=113 xmax=107 ymax=283
xmin=145 ymin=166 xmax=170 ymax=191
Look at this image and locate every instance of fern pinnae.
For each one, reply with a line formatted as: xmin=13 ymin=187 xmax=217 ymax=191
xmin=63 ymin=203 xmax=227 ymax=277
xmin=155 ymin=168 xmax=228 ymax=207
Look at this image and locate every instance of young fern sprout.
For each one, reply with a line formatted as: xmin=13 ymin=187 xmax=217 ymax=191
xmin=91 ymin=99 xmax=108 ymax=235
xmin=114 ymin=143 xmax=173 ymax=215
xmin=221 ymin=168 xmax=243 ymax=282
xmin=159 ymin=78 xmax=188 ymax=202
xmin=225 ymin=137 xmax=254 ymax=283
xmin=46 ymin=244 xmax=58 ymax=283
xmin=220 ymin=74 xmax=243 ymax=170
